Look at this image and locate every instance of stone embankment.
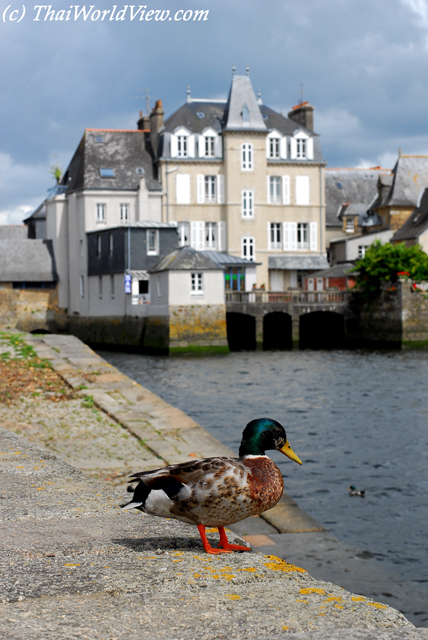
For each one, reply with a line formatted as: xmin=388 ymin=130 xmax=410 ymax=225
xmin=1 ymin=332 xmax=427 ymax=639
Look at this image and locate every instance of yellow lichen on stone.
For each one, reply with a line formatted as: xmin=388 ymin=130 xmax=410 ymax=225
xmin=334 ymin=605 xmax=344 ymax=609
xmin=296 ymin=599 xmax=309 ymax=604
xmin=351 ymin=596 xmax=366 ymax=601
xmin=224 ymin=594 xmax=240 ymax=600
xmin=241 ymin=567 xmax=256 ymax=572
xmin=263 ymin=556 xmax=306 ymax=573
xmin=325 ymin=596 xmax=342 ymax=602
xmin=205 ymin=528 xmax=218 ymax=533
xmin=367 ymin=602 xmax=388 ymax=609
xmin=299 ymin=588 xmax=325 ymax=595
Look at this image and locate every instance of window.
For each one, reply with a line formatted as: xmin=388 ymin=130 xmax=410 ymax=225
xmin=205 ymin=136 xmax=215 ymax=157
xmin=241 ymin=143 xmax=253 ymax=170
xmin=204 ymin=176 xmax=216 ymax=202
xmin=100 ymin=168 xmax=115 ymax=178
xmin=297 ymin=223 xmax=309 ymax=250
xmin=97 ymin=234 xmax=101 ymax=257
xmin=94 ymin=135 xmax=104 ymax=143
xmin=346 ymin=218 xmax=355 ymax=233
xmin=205 ymin=222 xmax=217 ymax=249
xmin=98 ymin=275 xmax=103 ymax=298
xmin=242 ymin=237 xmax=255 ymax=261
xmin=242 ymin=190 xmax=254 ymax=218
xmin=224 ymin=268 xmax=245 ymax=291
xmin=139 ymin=280 xmax=149 ymax=294
xmin=120 ymin=203 xmax=129 ymax=222
xmin=147 ymin=229 xmax=159 ymax=255
xmin=178 ymin=222 xmax=190 ymax=246
xmin=268 ymin=176 xmax=281 ymax=204
xmin=269 ymin=223 xmax=282 ymax=250
xmin=109 ymin=233 xmax=113 ymax=256
xmin=177 ymin=135 xmax=188 ymax=157
xmin=110 ymin=275 xmax=115 ymax=297
xmin=296 ymin=138 xmax=307 ymax=159
xmin=96 ymin=203 xmax=106 ymax=223
xmin=295 ymin=176 xmax=310 ymax=205
xmin=191 ymin=272 xmax=203 ymax=294
xmin=358 ymin=245 xmax=366 ymax=258
xmin=80 ymin=275 xmax=84 ymax=298
xmin=269 ymin=137 xmax=280 ymax=159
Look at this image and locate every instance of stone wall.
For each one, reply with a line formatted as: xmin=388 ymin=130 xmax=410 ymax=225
xmin=0 ymin=285 xmax=65 ymax=333
xmin=169 ymin=303 xmax=229 ymax=354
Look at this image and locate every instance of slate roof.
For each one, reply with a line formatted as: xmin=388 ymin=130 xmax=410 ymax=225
xmin=268 ymin=255 xmax=329 ymax=270
xmin=23 ymin=201 xmax=46 ymax=224
xmin=0 ymin=240 xmax=57 ymax=282
xmin=391 ymin=188 xmax=428 ymax=242
xmin=382 ymin=155 xmax=428 ymax=207
xmin=223 ymin=75 xmax=267 ymax=132
xmin=0 ymin=225 xmax=28 ymax=240
xmin=163 ymin=100 xmax=226 ymax=134
xmin=305 ymin=263 xmax=357 ymax=279
xmin=62 ymin=130 xmax=161 ymax=194
xmin=200 ymin=251 xmax=259 ymax=268
xmin=325 ymin=168 xmax=390 ymax=228
xmin=86 ymin=221 xmax=175 ymax=234
xmin=150 ymin=246 xmax=220 ymax=272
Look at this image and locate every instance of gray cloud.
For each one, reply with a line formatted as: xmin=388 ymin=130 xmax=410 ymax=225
xmin=2 ymin=0 xmax=428 ymax=220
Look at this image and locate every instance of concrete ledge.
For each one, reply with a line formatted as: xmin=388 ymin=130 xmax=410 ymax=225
xmin=0 ymin=427 xmax=417 ymax=639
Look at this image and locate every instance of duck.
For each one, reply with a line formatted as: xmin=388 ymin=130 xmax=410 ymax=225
xmin=121 ymin=417 xmax=302 ymax=554
xmin=348 ymin=485 xmax=365 ymax=497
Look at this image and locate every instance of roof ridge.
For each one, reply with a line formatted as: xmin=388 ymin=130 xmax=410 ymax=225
xmin=85 ymin=128 xmax=143 ymax=133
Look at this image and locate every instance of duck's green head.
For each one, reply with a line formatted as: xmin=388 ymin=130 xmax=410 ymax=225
xmin=239 ymin=418 xmax=302 ymax=464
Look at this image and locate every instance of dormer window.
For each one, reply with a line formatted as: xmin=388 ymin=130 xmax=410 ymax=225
xmin=177 ymin=135 xmax=188 ymax=158
xmin=94 ymin=135 xmax=104 ymax=143
xmin=205 ymin=136 xmax=215 ymax=157
xmin=241 ymin=104 xmax=250 ymax=124
xmin=100 ymin=168 xmax=115 ymax=178
xmin=296 ymin=138 xmax=307 ymax=159
xmin=269 ymin=137 xmax=280 ymax=159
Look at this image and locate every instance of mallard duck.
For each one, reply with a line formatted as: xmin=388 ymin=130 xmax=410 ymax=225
xmin=122 ymin=418 xmax=302 ymax=554
xmin=348 ymin=485 xmax=365 ymax=497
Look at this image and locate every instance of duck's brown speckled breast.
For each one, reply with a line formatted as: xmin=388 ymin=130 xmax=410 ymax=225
xmin=243 ymin=456 xmax=284 ymax=515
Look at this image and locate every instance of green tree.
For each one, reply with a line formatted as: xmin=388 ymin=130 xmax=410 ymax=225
xmin=355 ymin=241 xmax=428 ymax=295
xmin=49 ymin=157 xmax=62 ymax=184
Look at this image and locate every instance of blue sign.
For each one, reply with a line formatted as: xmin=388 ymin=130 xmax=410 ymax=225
xmin=124 ymin=274 xmax=132 ymax=294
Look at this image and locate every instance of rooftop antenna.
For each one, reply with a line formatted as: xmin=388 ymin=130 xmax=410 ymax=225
xmin=131 ymin=88 xmax=153 ymax=115
xmin=186 ymin=86 xmax=191 ymax=103
xmin=299 ymin=82 xmax=304 ymax=105
xmin=232 ymin=63 xmax=236 ymax=75
xmin=246 ymin=64 xmax=250 ymax=76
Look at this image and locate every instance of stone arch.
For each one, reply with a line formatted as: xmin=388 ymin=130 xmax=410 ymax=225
xmin=263 ymin=312 xmax=292 ymax=350
xmin=299 ymin=311 xmax=345 ymax=349
xmin=226 ymin=312 xmax=256 ymax=351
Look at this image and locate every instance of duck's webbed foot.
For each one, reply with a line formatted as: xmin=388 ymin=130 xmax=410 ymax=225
xmin=197 ymin=525 xmax=233 ymax=554
xmin=218 ymin=526 xmax=251 ymax=552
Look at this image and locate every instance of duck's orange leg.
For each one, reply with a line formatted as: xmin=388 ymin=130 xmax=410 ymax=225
xmin=197 ymin=525 xmax=233 ymax=554
xmin=218 ymin=526 xmax=251 ymax=552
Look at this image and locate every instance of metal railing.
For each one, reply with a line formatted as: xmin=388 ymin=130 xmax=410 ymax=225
xmin=225 ymin=290 xmax=349 ymax=304
xmin=131 ymin=294 xmax=150 ymax=305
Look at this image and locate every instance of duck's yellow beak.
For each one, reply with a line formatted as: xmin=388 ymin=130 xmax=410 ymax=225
xmin=279 ymin=440 xmax=302 ymax=465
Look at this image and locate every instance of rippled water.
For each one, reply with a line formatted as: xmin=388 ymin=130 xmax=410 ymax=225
xmin=98 ymin=349 xmax=428 ymax=586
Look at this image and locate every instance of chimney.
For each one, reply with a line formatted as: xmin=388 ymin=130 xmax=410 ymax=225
xmin=137 ymin=109 xmax=150 ymax=132
xmin=288 ymin=101 xmax=314 ymax=131
xmin=150 ymin=99 xmax=164 ymax=158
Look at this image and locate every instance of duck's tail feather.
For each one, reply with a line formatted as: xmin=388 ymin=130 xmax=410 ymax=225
xmin=121 ymin=501 xmax=143 ymax=511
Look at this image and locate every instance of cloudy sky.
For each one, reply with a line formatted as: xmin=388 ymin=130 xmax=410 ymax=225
xmin=1 ymin=0 xmax=428 ymax=223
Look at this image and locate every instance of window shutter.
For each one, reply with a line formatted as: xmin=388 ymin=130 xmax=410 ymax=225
xmin=283 ymin=223 xmax=290 ymax=250
xmin=197 ymin=221 xmax=204 ymax=250
xmin=170 ymin=135 xmax=178 ymax=158
xmin=282 ymin=176 xmax=290 ymax=205
xmin=187 ymin=135 xmax=195 ymax=158
xmin=267 ymin=176 xmax=271 ymax=204
xmin=290 ymin=222 xmax=297 ymax=250
xmin=267 ymin=222 xmax=272 ymax=250
xmin=176 ymin=174 xmax=190 ymax=204
xmin=310 ymin=222 xmax=317 ymax=251
xmin=290 ymin=137 xmax=297 ymax=159
xmin=190 ymin=221 xmax=198 ymax=249
xmin=296 ymin=176 xmax=310 ymax=205
xmin=307 ymin=138 xmax=314 ymax=160
xmin=217 ymin=175 xmax=224 ymax=204
xmin=218 ymin=221 xmax=226 ymax=251
xmin=280 ymin=137 xmax=287 ymax=159
xmin=197 ymin=175 xmax=204 ymax=204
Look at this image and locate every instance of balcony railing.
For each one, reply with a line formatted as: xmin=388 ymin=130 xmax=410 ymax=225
xmin=131 ymin=294 xmax=150 ymax=305
xmin=225 ymin=290 xmax=349 ymax=304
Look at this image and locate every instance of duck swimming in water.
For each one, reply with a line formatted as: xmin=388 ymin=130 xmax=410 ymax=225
xmin=348 ymin=485 xmax=365 ymax=497
xmin=122 ymin=418 xmax=302 ymax=554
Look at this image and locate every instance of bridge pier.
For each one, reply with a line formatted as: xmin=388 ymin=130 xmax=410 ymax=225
xmin=256 ymin=315 xmax=263 ymax=350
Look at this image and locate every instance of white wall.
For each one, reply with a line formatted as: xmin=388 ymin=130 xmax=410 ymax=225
xmin=346 ymin=230 xmax=394 ymax=261
xmin=45 ymin=194 xmax=69 ymax=309
xmin=148 ymin=270 xmax=225 ymax=306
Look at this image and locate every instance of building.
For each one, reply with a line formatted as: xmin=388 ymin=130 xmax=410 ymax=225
xmin=329 ymin=228 xmax=394 ymax=265
xmin=304 ymin=263 xmax=357 ymax=291
xmin=153 ymin=72 xmax=328 ymax=291
xmin=391 ymin=188 xmax=428 ymax=251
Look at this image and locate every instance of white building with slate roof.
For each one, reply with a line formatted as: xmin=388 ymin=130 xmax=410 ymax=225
xmin=154 ymin=71 xmax=328 ymax=290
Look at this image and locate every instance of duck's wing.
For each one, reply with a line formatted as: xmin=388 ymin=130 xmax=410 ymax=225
xmin=129 ymin=456 xmax=243 ymax=495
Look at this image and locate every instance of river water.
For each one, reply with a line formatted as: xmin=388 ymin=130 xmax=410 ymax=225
xmin=98 ymin=349 xmax=428 ymax=596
